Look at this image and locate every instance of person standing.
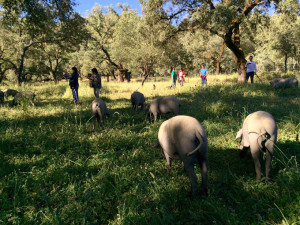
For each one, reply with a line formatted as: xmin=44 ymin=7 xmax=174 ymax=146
xmin=200 ymin=64 xmax=208 ymax=86
xmin=171 ymin=67 xmax=177 ymax=88
xmin=178 ymin=68 xmax=184 ymax=87
xmin=182 ymin=69 xmax=186 ymax=83
xmin=88 ymin=68 xmax=102 ymax=98
xmin=63 ymin=67 xmax=79 ymax=104
xmin=245 ymin=56 xmax=257 ymax=84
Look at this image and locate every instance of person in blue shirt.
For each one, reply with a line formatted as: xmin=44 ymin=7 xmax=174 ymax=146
xmin=200 ymin=64 xmax=208 ymax=86
xmin=63 ymin=67 xmax=79 ymax=104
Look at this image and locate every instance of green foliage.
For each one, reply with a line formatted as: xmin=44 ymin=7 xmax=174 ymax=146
xmin=0 ymin=0 xmax=299 ymax=84
xmin=0 ymin=76 xmax=299 ymax=224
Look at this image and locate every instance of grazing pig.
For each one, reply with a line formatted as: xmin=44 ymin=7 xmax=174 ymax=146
xmin=153 ymin=115 xmax=208 ymax=196
xmin=4 ymin=89 xmax=19 ymax=99
xmin=145 ymin=96 xmax=181 ymax=122
xmin=12 ymin=91 xmax=36 ymax=106
xmin=91 ymin=98 xmax=110 ymax=132
xmin=236 ymin=111 xmax=277 ymax=180
xmin=0 ymin=90 xmax=4 ymax=103
xmin=270 ymin=77 xmax=298 ymax=89
xmin=131 ymin=91 xmax=145 ymax=112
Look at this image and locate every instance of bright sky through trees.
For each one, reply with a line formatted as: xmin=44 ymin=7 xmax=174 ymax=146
xmin=74 ymin=0 xmax=142 ymax=15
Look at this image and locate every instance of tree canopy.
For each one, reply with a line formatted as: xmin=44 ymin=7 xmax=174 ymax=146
xmin=0 ymin=0 xmax=299 ymax=84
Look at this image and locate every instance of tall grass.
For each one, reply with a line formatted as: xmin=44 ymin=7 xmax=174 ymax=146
xmin=0 ymin=75 xmax=299 ymax=224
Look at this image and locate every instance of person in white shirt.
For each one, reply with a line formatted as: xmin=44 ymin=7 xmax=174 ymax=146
xmin=245 ymin=56 xmax=257 ymax=83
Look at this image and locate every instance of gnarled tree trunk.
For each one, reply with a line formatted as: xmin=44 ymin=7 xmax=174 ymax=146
xmin=216 ymin=40 xmax=225 ymax=75
xmin=224 ymin=22 xmax=247 ymax=83
xmin=117 ymin=69 xmax=126 ymax=82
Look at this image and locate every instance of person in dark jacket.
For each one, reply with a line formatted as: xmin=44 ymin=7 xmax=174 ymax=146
xmin=88 ymin=68 xmax=101 ymax=98
xmin=63 ymin=67 xmax=79 ymax=104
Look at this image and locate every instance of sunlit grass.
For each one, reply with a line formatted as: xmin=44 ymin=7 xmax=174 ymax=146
xmin=0 ymin=74 xmax=299 ymax=224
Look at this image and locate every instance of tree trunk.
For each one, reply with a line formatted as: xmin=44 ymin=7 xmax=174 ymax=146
xmin=216 ymin=40 xmax=225 ymax=75
xmin=15 ymin=70 xmax=21 ymax=86
xmin=17 ymin=52 xmax=26 ymax=86
xmin=141 ymin=73 xmax=149 ymax=86
xmin=51 ymin=71 xmax=59 ymax=84
xmin=17 ymin=46 xmax=30 ymax=86
xmin=117 ymin=69 xmax=126 ymax=82
xmin=224 ymin=22 xmax=247 ymax=83
xmin=284 ymin=54 xmax=288 ymax=73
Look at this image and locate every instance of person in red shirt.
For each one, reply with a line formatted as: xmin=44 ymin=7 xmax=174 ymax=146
xmin=178 ymin=68 xmax=185 ymax=87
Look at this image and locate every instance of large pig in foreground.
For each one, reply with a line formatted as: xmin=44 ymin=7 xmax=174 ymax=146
xmin=153 ymin=115 xmax=208 ymax=196
xmin=131 ymin=91 xmax=145 ymax=111
xmin=236 ymin=111 xmax=277 ymax=180
xmin=12 ymin=91 xmax=36 ymax=106
xmin=91 ymin=98 xmax=110 ymax=132
xmin=145 ymin=96 xmax=181 ymax=122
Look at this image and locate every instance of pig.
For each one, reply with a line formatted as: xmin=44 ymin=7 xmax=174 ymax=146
xmin=270 ymin=77 xmax=298 ymax=89
xmin=236 ymin=111 xmax=277 ymax=180
xmin=131 ymin=91 xmax=145 ymax=112
xmin=0 ymin=90 xmax=4 ymax=103
xmin=91 ymin=98 xmax=110 ymax=132
xmin=12 ymin=91 xmax=36 ymax=106
xmin=145 ymin=96 xmax=181 ymax=122
xmin=4 ymin=89 xmax=19 ymax=99
xmin=152 ymin=115 xmax=208 ymax=196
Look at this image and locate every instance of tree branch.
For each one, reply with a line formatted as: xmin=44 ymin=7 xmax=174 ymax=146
xmin=0 ymin=58 xmax=18 ymax=71
xmin=101 ymin=45 xmax=119 ymax=69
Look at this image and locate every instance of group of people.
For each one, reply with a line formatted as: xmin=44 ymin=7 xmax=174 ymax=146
xmin=170 ymin=67 xmax=187 ymax=88
xmin=63 ymin=67 xmax=102 ymax=104
xmin=64 ymin=56 xmax=257 ymax=104
xmin=171 ymin=56 xmax=257 ymax=88
xmin=171 ymin=64 xmax=209 ymax=88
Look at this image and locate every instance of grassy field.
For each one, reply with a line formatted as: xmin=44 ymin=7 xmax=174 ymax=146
xmin=0 ymin=75 xmax=299 ymax=224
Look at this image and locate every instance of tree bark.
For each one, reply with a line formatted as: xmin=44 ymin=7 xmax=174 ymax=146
xmin=216 ymin=40 xmax=225 ymax=75
xmin=117 ymin=69 xmax=126 ymax=82
xmin=17 ymin=49 xmax=26 ymax=86
xmin=224 ymin=22 xmax=247 ymax=83
xmin=284 ymin=54 xmax=288 ymax=73
xmin=141 ymin=73 xmax=149 ymax=86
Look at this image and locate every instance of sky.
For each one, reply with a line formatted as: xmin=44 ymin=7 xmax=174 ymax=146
xmin=74 ymin=0 xmax=142 ymax=16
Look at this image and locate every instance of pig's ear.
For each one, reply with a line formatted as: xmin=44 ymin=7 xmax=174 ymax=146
xmin=235 ymin=129 xmax=243 ymax=140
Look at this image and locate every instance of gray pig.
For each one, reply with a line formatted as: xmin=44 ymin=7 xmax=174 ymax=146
xmin=236 ymin=111 xmax=277 ymax=180
xmin=153 ymin=115 xmax=208 ymax=196
xmin=91 ymin=98 xmax=110 ymax=132
xmin=4 ymin=89 xmax=19 ymax=99
xmin=12 ymin=91 xmax=36 ymax=106
xmin=131 ymin=91 xmax=145 ymax=111
xmin=145 ymin=96 xmax=181 ymax=122
xmin=0 ymin=90 xmax=4 ymax=103
xmin=270 ymin=77 xmax=298 ymax=89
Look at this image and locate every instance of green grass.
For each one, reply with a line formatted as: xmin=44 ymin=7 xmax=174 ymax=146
xmin=0 ymin=75 xmax=299 ymax=224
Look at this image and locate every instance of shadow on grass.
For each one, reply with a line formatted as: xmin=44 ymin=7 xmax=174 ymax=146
xmin=0 ymin=81 xmax=299 ymax=224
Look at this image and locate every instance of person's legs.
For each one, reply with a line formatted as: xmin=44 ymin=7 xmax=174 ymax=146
xmin=72 ymin=87 xmax=79 ymax=103
xmin=246 ymin=72 xmax=250 ymax=83
xmin=94 ymin=88 xmax=100 ymax=98
xmin=204 ymin=78 xmax=207 ymax=86
xmin=72 ymin=88 xmax=77 ymax=103
xmin=201 ymin=77 xmax=204 ymax=86
xmin=250 ymin=72 xmax=254 ymax=84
